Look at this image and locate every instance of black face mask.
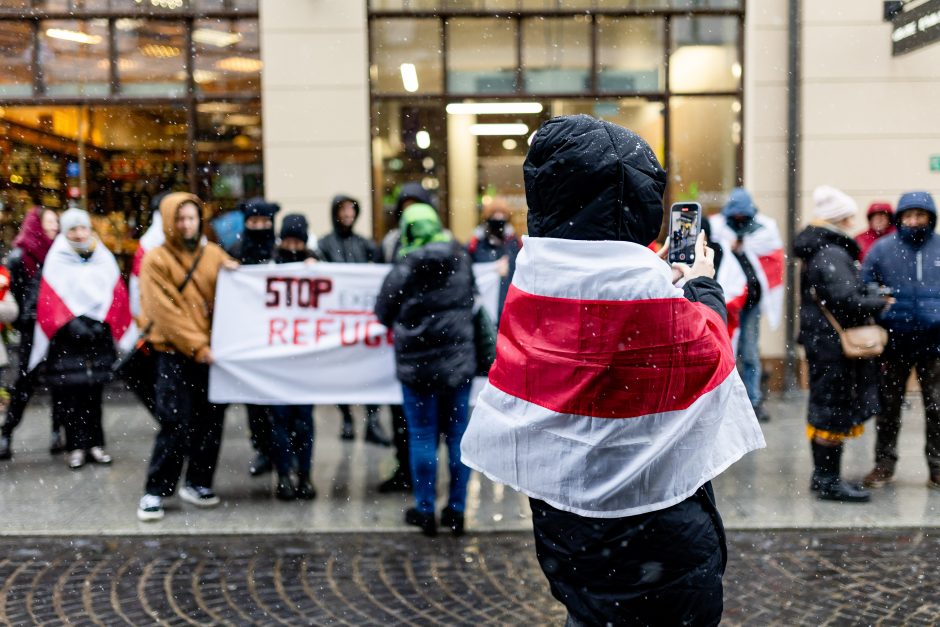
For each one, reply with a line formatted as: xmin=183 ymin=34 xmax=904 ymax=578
xmin=897 ymin=225 xmax=933 ymax=247
xmin=277 ymin=248 xmax=307 ymax=263
xmin=728 ymin=216 xmax=754 ymax=235
xmin=486 ymin=219 xmax=507 ymax=238
xmin=182 ymin=235 xmax=200 ymax=252
xmin=241 ymin=227 xmax=275 ymax=262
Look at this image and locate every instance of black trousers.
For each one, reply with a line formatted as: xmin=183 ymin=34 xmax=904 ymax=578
xmin=1 ymin=323 xmax=45 ymax=438
xmin=144 ymin=352 xmax=226 ymax=496
xmin=53 ymin=384 xmax=104 ymax=451
xmin=875 ymin=353 xmax=940 ymax=472
xmin=390 ymin=404 xmax=409 ymax=472
xmin=246 ymin=404 xmax=273 ymax=457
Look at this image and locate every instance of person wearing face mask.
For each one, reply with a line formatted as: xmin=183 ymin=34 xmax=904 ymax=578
xmin=0 ymin=206 xmax=60 ymax=461
xmin=317 ymin=194 xmax=391 ymax=447
xmin=28 ymin=209 xmax=135 ymax=470
xmin=226 ymin=198 xmax=281 ymax=478
xmin=862 ymin=191 xmax=940 ymax=490
xmin=855 ymin=202 xmax=895 ymax=262
xmin=137 ymin=193 xmax=238 ymax=521
xmin=709 ymin=188 xmax=785 ymax=423
xmin=467 ymin=198 xmax=522 ymax=322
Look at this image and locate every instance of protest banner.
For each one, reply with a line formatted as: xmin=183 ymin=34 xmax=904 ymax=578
xmin=208 ymin=262 xmax=500 ymax=404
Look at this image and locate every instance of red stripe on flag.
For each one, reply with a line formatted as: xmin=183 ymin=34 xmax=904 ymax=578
xmin=36 ymin=278 xmax=75 ymax=340
xmin=758 ymin=249 xmax=785 ymax=289
xmin=105 ymin=279 xmax=132 ymax=341
xmin=487 ymin=285 xmax=737 ymax=419
xmin=725 ymin=288 xmax=749 ymax=342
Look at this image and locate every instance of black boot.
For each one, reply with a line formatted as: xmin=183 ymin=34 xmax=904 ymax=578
xmin=296 ymin=474 xmax=317 ymax=500
xmin=339 ymin=406 xmax=355 ymax=441
xmin=440 ymin=506 xmax=465 ymax=537
xmin=0 ymin=435 xmax=11 ymax=461
xmin=405 ymin=507 xmax=437 ymax=537
xmin=249 ymin=453 xmax=272 ymax=477
xmin=811 ymin=441 xmax=870 ymax=503
xmin=365 ymin=409 xmax=391 ymax=447
xmin=378 ymin=468 xmax=412 ymax=493
xmin=275 ymin=474 xmax=296 ymax=501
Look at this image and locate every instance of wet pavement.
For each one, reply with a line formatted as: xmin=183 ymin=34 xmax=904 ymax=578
xmin=1 ymin=529 xmax=939 ymax=626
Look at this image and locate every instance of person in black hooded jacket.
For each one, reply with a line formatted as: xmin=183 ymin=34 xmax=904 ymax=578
xmin=794 ymin=186 xmax=891 ymax=502
xmin=317 ymin=194 xmax=390 ymax=447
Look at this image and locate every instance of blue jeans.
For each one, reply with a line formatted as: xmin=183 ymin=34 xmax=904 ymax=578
xmin=737 ymin=304 xmax=762 ymax=408
xmin=401 ymin=383 xmax=472 ymax=515
xmin=270 ymin=405 xmax=314 ymax=477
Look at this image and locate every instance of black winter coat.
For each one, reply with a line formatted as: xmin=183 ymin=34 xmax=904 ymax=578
xmin=794 ymin=224 xmax=884 ymax=431
xmin=318 ymin=194 xmax=380 ymax=264
xmin=374 ymin=240 xmax=475 ymax=391
xmin=7 ymin=248 xmax=40 ymax=330
xmin=45 ymin=316 xmax=116 ymax=387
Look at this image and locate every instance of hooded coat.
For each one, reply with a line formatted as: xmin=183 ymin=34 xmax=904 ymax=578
xmin=516 ymin=115 xmax=731 ymax=627
xmin=855 ymin=203 xmax=895 ymax=261
xmin=317 ymin=195 xmax=380 ymax=264
xmin=139 ymin=192 xmax=231 ymax=362
xmin=794 ymin=224 xmax=884 ymax=431
xmin=862 ymin=193 xmax=940 ymax=354
xmin=7 ymin=207 xmax=55 ymax=330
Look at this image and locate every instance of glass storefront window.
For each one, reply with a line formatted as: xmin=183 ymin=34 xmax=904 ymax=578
xmin=670 ymin=16 xmax=740 ymax=93
xmin=597 ymin=17 xmax=664 ymax=93
xmin=520 ymin=0 xmax=592 ymax=10
xmin=194 ymin=0 xmax=259 ymax=11
xmin=371 ymin=18 xmax=443 ymax=95
xmin=0 ymin=22 xmax=33 ymax=97
xmin=196 ymin=100 xmax=263 ymax=208
xmin=596 ymin=0 xmax=670 ymax=8
xmin=40 ymin=19 xmax=110 ymax=97
xmin=194 ymin=18 xmax=259 ymax=95
xmin=442 ymin=0 xmax=517 ymax=10
xmin=550 ymin=98 xmax=665 ymax=165
xmin=669 ymin=96 xmax=739 ymax=209
xmin=116 ymin=19 xmax=187 ymax=97
xmin=521 ymin=17 xmax=590 ymax=94
xmin=370 ymin=0 xmax=440 ymax=10
xmin=446 ymin=18 xmax=517 ymax=95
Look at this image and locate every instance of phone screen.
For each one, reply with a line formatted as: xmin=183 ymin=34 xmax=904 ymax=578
xmin=667 ymin=202 xmax=702 ymax=265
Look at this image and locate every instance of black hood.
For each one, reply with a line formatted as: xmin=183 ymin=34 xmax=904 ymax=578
xmin=394 ymin=182 xmax=432 ymax=221
xmin=331 ymin=194 xmax=360 ymax=235
xmin=793 ymin=224 xmax=860 ymax=262
xmin=523 ymin=114 xmax=666 ymax=244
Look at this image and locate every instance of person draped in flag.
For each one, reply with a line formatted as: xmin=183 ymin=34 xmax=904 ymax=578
xmin=29 ymin=208 xmax=135 ymax=470
xmin=709 ymin=188 xmax=785 ymax=422
xmin=136 ymin=193 xmax=238 ymax=522
xmin=460 ymin=114 xmax=765 ymax=626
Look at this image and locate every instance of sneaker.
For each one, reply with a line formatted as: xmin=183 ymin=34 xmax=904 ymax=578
xmin=405 ymin=507 xmax=437 ymax=537
xmin=88 ymin=447 xmax=112 ymax=465
xmin=863 ymin=463 xmax=895 ymax=488
xmin=67 ymin=449 xmax=86 ymax=470
xmin=179 ymin=485 xmax=220 ymax=508
xmin=49 ymin=429 xmax=66 ymax=455
xmin=0 ymin=435 xmax=11 ymax=461
xmin=137 ymin=494 xmax=164 ymax=522
xmin=440 ymin=506 xmax=465 ymax=537
xmin=248 ymin=453 xmax=272 ymax=477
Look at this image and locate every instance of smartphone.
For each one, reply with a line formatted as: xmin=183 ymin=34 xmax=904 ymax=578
xmin=667 ymin=202 xmax=702 ymax=265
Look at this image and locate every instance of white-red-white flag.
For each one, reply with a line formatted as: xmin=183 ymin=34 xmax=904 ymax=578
xmin=29 ymin=236 xmax=136 ymax=371
xmin=460 ymin=237 xmax=765 ymax=518
xmin=129 ymin=211 xmax=164 ymax=319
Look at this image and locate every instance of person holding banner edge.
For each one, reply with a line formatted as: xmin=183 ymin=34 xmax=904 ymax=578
xmin=137 ymin=192 xmax=239 ymax=522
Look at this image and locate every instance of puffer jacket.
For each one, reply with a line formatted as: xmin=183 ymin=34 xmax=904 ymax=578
xmin=45 ymin=316 xmax=116 ymax=387
xmin=795 ymin=224 xmax=886 ymax=361
xmin=375 ymin=239 xmax=475 ymax=391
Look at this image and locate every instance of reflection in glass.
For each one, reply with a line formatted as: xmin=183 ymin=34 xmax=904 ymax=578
xmin=371 ymin=19 xmax=443 ymax=94
xmin=116 ymin=19 xmax=187 ymax=97
xmin=550 ymin=99 xmax=665 ymax=166
xmin=196 ymin=100 xmax=264 ymax=206
xmin=669 ymin=96 xmax=739 ymax=209
xmin=0 ymin=22 xmax=33 ymax=97
xmin=40 ymin=19 xmax=110 ymax=97
xmin=446 ymin=18 xmax=516 ymax=94
xmin=522 ymin=17 xmax=590 ymax=94
xmin=194 ymin=18 xmax=260 ymax=95
xmin=670 ymin=16 xmax=739 ymax=93
xmin=597 ymin=17 xmax=664 ymax=93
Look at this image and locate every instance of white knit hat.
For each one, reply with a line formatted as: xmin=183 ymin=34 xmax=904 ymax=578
xmin=59 ymin=208 xmax=92 ymax=233
xmin=813 ymin=186 xmax=858 ymax=224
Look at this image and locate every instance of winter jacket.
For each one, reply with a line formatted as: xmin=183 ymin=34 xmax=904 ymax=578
xmin=317 ymin=195 xmax=380 ymax=264
xmin=795 ymin=224 xmax=886 ymax=361
xmin=862 ymin=229 xmax=940 ymax=354
xmin=140 ymin=192 xmax=231 ymax=362
xmin=467 ymin=229 xmax=522 ymax=321
xmin=6 ymin=208 xmax=54 ymax=331
xmin=375 ymin=239 xmax=476 ymax=391
xmin=45 ymin=315 xmax=116 ymax=387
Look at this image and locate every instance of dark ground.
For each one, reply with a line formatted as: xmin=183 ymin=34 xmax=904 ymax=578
xmin=1 ymin=529 xmax=938 ymax=626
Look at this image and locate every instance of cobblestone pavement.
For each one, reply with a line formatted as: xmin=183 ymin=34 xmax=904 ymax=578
xmin=1 ymin=529 xmax=938 ymax=626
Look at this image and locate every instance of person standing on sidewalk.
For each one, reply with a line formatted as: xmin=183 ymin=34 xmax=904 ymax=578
xmin=794 ymin=187 xmax=892 ymax=502
xmin=136 ymin=192 xmax=238 ymax=522
xmin=0 ymin=207 xmax=58 ymax=460
xmin=467 ymin=197 xmax=521 ymax=323
xmin=709 ymin=188 xmax=785 ymax=423
xmin=318 ymin=194 xmax=391 ymax=447
xmin=855 ymin=202 xmax=895 ymax=261
xmin=862 ymin=191 xmax=940 ymax=490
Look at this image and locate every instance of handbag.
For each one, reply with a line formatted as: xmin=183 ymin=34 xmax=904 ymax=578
xmin=473 ymin=305 xmax=498 ymax=377
xmin=812 ymin=289 xmax=887 ymax=359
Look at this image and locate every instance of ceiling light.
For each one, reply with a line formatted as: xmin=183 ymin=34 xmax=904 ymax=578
xmin=193 ymin=28 xmax=243 ymax=48
xmin=400 ymin=63 xmax=419 ymax=93
xmin=115 ymin=19 xmax=142 ymax=32
xmin=216 ymin=56 xmax=263 ymax=73
xmin=225 ymin=114 xmax=261 ymax=126
xmin=193 ymin=70 xmax=220 ymax=84
xmin=197 ymin=102 xmax=242 ymax=114
xmin=469 ymin=123 xmax=529 ymax=136
xmin=446 ymin=102 xmax=543 ymax=115
xmin=502 ymin=138 xmax=518 ymax=150
xmin=416 ymin=130 xmax=431 ymax=149
xmin=46 ymin=28 xmax=102 ymax=45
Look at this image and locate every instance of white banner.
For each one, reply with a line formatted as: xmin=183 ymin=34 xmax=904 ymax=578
xmin=208 ymin=262 xmax=500 ymax=404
